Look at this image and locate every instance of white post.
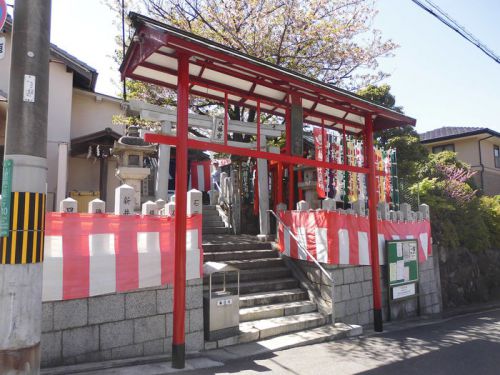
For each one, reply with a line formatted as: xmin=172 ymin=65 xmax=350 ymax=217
xmin=186 ymin=189 xmax=202 ymax=280
xmin=88 ymin=198 xmax=105 ymax=213
xmin=142 ymin=200 xmax=158 ymax=215
xmin=353 ymin=200 xmax=366 ymax=216
xmin=400 ymin=203 xmax=412 ymax=221
xmin=257 ymin=138 xmax=270 ymax=237
xmin=155 ymin=199 xmax=166 ymax=211
xmin=115 ymin=184 xmax=135 ymax=215
xmin=155 ymin=121 xmax=172 ymax=201
xmin=165 ymin=202 xmax=176 ymax=217
xmin=60 ymin=197 xmax=77 ymax=213
xmin=56 ymin=142 xmax=69 ymax=206
xmin=296 ymin=200 xmax=310 ymax=211
xmin=377 ymin=202 xmax=390 ymax=220
xmin=419 ymin=203 xmax=430 ymax=220
xmin=322 ymin=198 xmax=336 ymax=211
xmin=187 ymin=189 xmax=203 ymax=215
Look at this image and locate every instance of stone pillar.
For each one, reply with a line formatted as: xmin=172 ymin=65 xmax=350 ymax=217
xmin=60 ymin=197 xmax=77 ymax=213
xmin=155 ymin=121 xmax=172 ymax=201
xmin=186 ymin=190 xmax=202 ymax=280
xmin=353 ymin=200 xmax=366 ymax=216
xmin=115 ymin=184 xmax=135 ymax=215
xmin=170 ymin=195 xmax=175 ymax=203
xmin=56 ymin=142 xmax=69 ymax=207
xmin=155 ymin=199 xmax=166 ymax=211
xmin=230 ymin=168 xmax=241 ymax=234
xmin=257 ymin=152 xmax=270 ymax=237
xmin=165 ymin=202 xmax=176 ymax=217
xmin=219 ymin=172 xmax=228 ymax=202
xmin=296 ymin=200 xmax=310 ymax=211
xmin=390 ymin=210 xmax=397 ymax=221
xmin=322 ymin=198 xmax=336 ymax=211
xmin=377 ymin=202 xmax=390 ymax=220
xmin=208 ymin=189 xmax=219 ymax=205
xmin=88 ymin=198 xmax=105 ymax=214
xmin=187 ymin=189 xmax=202 ymax=215
xmin=419 ymin=203 xmax=430 ymax=220
xmin=400 ymin=203 xmax=412 ymax=221
xmin=142 ymin=200 xmax=158 ymax=215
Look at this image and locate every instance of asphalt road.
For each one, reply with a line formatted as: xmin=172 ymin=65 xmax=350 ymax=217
xmin=185 ymin=308 xmax=500 ymax=375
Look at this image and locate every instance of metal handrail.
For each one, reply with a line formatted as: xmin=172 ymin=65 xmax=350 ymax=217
xmin=268 ymin=209 xmax=336 ymax=323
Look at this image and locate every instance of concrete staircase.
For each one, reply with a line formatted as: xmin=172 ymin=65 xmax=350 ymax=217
xmin=202 ymin=235 xmax=327 ymax=349
xmin=202 ymin=205 xmax=230 ymax=235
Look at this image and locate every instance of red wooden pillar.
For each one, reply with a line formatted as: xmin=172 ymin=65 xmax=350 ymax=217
xmin=172 ymin=52 xmax=189 ymax=368
xmin=366 ymin=114 xmax=383 ymax=332
xmin=286 ymin=106 xmax=294 ymax=208
xmin=297 ymin=169 xmax=304 ymax=201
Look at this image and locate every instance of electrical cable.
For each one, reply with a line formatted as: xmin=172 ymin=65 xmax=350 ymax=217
xmin=411 ymin=0 xmax=500 ymax=64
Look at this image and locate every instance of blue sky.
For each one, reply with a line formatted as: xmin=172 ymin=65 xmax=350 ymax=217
xmin=46 ymin=0 xmax=500 ymax=133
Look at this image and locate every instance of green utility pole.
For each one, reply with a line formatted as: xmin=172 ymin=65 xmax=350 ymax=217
xmin=0 ymin=1 xmax=51 ymax=374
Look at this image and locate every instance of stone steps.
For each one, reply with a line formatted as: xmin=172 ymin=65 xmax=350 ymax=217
xmin=239 ymin=301 xmax=317 ymax=322
xmin=203 ymin=278 xmax=299 ymax=295
xmin=206 ymin=312 xmax=327 ymax=349
xmin=204 ymin=266 xmax=291 ymax=284
xmin=203 ymin=242 xmax=272 ymax=252
xmin=202 ymin=220 xmax=227 ymax=228
xmin=239 ymin=289 xmax=309 ymax=308
xmin=223 ymin=258 xmax=284 ymax=270
xmin=204 ymin=249 xmax=278 ymax=262
xmin=201 ymin=234 xmax=329 ymax=351
xmin=202 ymin=226 xmax=230 ymax=235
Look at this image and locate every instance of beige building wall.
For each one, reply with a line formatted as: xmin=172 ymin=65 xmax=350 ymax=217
xmin=424 ymin=133 xmax=500 ymax=195
xmin=71 ymin=90 xmax=124 ymax=139
xmin=0 ymin=30 xmax=12 ymax=95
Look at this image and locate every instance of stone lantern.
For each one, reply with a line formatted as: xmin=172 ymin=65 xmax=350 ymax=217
xmin=113 ymin=126 xmax=156 ymax=210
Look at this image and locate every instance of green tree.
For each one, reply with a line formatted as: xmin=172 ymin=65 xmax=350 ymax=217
xmin=356 ymin=84 xmax=427 ymax=183
xmin=107 ymin=0 xmax=397 ymax=124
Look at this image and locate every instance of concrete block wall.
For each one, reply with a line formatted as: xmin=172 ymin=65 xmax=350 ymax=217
xmin=293 ymin=246 xmax=442 ymax=326
xmin=41 ymin=279 xmax=204 ymax=367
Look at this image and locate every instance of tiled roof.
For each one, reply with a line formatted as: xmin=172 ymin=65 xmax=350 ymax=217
xmin=419 ymin=126 xmax=498 ymax=142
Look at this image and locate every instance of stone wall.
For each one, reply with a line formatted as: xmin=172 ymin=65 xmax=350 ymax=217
xmin=292 ymin=247 xmax=442 ymax=326
xmin=41 ymin=279 xmax=204 ymax=368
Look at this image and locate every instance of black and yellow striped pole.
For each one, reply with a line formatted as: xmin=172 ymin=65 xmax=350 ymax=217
xmin=0 ymin=1 xmax=51 ymax=373
xmin=1 ymin=192 xmax=46 ymax=265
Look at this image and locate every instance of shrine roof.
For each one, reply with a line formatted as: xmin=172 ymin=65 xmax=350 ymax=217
xmin=121 ymin=12 xmax=416 ymax=135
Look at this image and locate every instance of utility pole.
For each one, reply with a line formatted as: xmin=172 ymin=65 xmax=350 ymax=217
xmin=0 ymin=1 xmax=51 ymax=374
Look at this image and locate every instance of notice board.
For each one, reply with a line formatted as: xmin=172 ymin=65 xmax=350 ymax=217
xmin=387 ymin=239 xmax=419 ymax=301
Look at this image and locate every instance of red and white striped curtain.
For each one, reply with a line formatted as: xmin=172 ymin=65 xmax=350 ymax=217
xmin=189 ymin=160 xmax=211 ymax=191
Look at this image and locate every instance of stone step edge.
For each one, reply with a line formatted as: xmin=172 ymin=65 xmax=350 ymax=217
xmin=239 ymin=301 xmax=317 ymax=323
xmin=204 ymin=323 xmax=362 ymax=353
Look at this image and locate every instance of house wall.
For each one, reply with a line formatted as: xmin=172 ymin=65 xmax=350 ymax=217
xmin=67 ymin=157 xmax=121 ymax=212
xmin=423 ymin=135 xmax=500 ymax=195
xmin=70 ymin=90 xmax=124 ymax=139
xmin=47 ymin=62 xmax=74 ymax=210
xmin=0 ymin=28 xmax=13 ymax=94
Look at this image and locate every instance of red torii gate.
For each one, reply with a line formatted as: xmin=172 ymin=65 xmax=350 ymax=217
xmin=120 ymin=12 xmax=416 ymax=368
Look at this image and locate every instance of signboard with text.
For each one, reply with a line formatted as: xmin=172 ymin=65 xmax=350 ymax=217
xmin=387 ymin=239 xmax=419 ymax=301
xmin=0 ymin=159 xmax=13 ymax=237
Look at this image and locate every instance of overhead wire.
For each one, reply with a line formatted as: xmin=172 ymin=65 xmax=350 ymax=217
xmin=411 ymin=0 xmax=500 ymax=64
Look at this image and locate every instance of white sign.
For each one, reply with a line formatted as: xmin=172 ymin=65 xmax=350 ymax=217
xmin=0 ymin=37 xmax=5 ymax=60
xmin=392 ymin=283 xmax=416 ymax=300
xmin=23 ymin=74 xmax=36 ymax=102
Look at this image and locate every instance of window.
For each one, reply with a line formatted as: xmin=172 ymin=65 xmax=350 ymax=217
xmin=432 ymin=144 xmax=455 ymax=153
xmin=495 ymin=145 xmax=500 ymax=168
